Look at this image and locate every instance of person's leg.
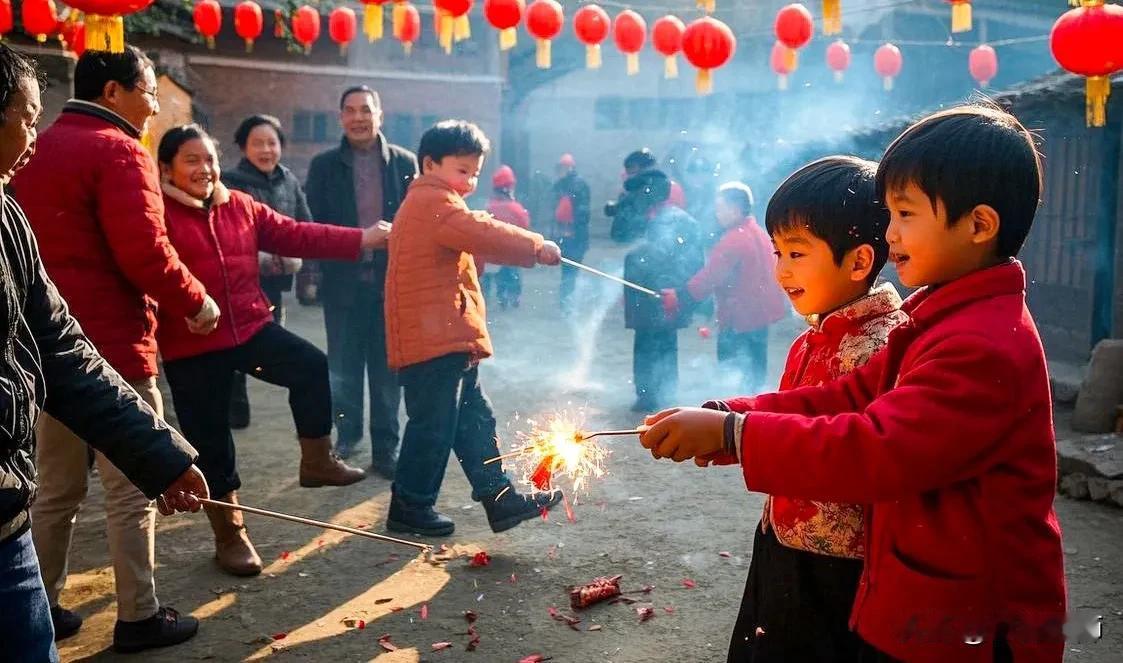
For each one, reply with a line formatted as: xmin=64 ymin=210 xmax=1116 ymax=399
xmin=323 ymin=303 xmax=367 ymax=454
xmin=651 ymin=330 xmax=679 ymax=408
xmin=367 ymin=304 xmax=402 ymax=475
xmin=261 ymin=277 xmax=286 ymax=325
xmin=746 ymin=327 xmax=769 ymax=393
xmin=510 ymin=268 xmax=522 ymax=308
xmin=559 ymin=263 xmax=577 ymax=312
xmin=632 ymin=330 xmax=652 ymax=404
xmin=716 ymin=328 xmax=741 ymax=391
xmin=0 ymin=531 xmax=60 ymax=663
xmin=229 ymin=371 xmax=250 ymax=429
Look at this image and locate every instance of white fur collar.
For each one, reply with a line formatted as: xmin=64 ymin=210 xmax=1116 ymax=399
xmin=161 ymin=180 xmax=231 ymax=209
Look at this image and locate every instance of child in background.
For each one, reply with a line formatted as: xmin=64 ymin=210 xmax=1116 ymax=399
xmin=384 ymin=121 xmax=563 ymax=537
xmin=640 ymin=105 xmax=1066 ymax=663
xmin=661 ymin=182 xmax=788 ymax=394
xmin=487 ymin=165 xmax=532 ymax=309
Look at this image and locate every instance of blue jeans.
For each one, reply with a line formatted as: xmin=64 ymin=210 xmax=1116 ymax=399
xmin=393 ymin=353 xmax=510 ymax=507
xmin=0 ymin=530 xmax=59 ymax=662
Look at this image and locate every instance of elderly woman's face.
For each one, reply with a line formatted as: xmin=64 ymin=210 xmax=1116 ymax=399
xmin=244 ymin=124 xmax=281 ymax=174
xmin=166 ymin=137 xmax=219 ymax=201
xmin=0 ymin=77 xmax=41 ymax=183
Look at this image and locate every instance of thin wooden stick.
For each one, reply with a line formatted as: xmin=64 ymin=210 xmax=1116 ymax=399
xmin=484 ymin=427 xmax=648 ymax=465
xmin=483 ymin=449 xmax=527 ymax=465
xmin=559 ymin=257 xmax=661 ymax=298
xmin=199 ymin=498 xmax=431 ymax=553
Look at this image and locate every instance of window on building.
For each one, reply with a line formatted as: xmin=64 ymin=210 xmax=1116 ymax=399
xmin=292 ymin=111 xmax=338 ymax=144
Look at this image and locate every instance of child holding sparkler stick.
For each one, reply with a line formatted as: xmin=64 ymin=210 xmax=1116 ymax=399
xmin=640 ymin=105 xmax=1066 ymax=663
xmin=384 ymin=121 xmax=563 ymax=537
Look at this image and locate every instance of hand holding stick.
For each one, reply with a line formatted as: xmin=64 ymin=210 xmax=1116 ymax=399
xmin=484 ymin=426 xmax=649 ymax=465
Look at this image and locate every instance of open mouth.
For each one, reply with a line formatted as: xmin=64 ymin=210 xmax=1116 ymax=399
xmin=783 ymin=287 xmax=805 ymax=299
xmin=890 ymin=253 xmax=910 ymax=268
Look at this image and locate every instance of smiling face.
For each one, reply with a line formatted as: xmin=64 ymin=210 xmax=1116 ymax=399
xmin=424 ymin=152 xmax=484 ymax=197
xmin=164 ymin=136 xmax=219 ymax=201
xmin=102 ymin=65 xmax=159 ymax=134
xmin=340 ymin=90 xmax=382 ymax=149
xmin=772 ymin=224 xmax=874 ymax=317
xmin=244 ymin=123 xmax=282 ymax=174
xmin=0 ymin=77 xmax=41 ymax=182
xmin=885 ymin=181 xmax=1001 ymax=288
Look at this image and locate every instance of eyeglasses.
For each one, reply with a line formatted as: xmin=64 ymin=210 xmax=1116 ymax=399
xmin=134 ymin=83 xmax=158 ymax=101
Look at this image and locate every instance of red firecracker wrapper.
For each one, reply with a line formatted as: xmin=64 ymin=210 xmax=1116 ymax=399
xmin=637 ymin=605 xmax=655 ymax=622
xmin=529 ymin=457 xmax=554 ymax=491
xmin=570 ymin=575 xmax=623 ymax=609
xmin=469 ymin=551 xmax=491 ymax=567
xmin=378 ymin=634 xmax=397 ymax=651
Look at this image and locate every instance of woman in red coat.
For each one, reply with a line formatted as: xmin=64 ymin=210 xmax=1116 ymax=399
xmin=156 ymin=125 xmax=388 ymax=577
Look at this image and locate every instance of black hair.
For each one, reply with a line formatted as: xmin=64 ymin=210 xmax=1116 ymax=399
xmin=624 ymin=168 xmax=671 ymax=204
xmin=718 ymin=181 xmax=755 ymax=216
xmin=877 ymin=103 xmax=1042 ymax=258
xmin=234 ymin=114 xmax=286 ymax=149
xmin=339 ymin=85 xmax=381 ymax=111
xmin=417 ymin=120 xmax=490 ymax=166
xmin=0 ymin=44 xmax=40 ymax=123
xmin=158 ymin=124 xmax=216 ymax=165
xmin=74 ymin=46 xmax=153 ymax=101
xmin=624 ymin=148 xmax=657 ymax=172
xmin=766 ymin=156 xmax=889 ymax=286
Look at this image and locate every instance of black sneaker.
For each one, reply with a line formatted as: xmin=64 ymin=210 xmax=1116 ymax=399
xmin=483 ymin=488 xmax=564 ymax=533
xmin=113 ymin=607 xmax=199 ymax=654
xmin=386 ymin=499 xmax=455 ymax=537
xmin=51 ymin=606 xmax=82 ymax=641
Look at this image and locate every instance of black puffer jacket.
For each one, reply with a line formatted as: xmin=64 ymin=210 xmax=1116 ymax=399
xmin=0 ymin=190 xmax=197 ymax=543
xmin=623 ymin=204 xmax=704 ymax=330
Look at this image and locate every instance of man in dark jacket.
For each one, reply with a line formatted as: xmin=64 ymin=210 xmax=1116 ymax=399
xmin=623 ymin=170 xmax=704 ymax=412
xmin=305 ymin=86 xmax=418 ymax=477
xmin=11 ymin=47 xmax=215 ymax=650
xmin=551 ymin=154 xmax=590 ymax=314
xmin=0 ymin=44 xmax=207 ymax=662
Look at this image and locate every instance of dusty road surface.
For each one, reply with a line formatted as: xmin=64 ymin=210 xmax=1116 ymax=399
xmin=53 ymin=245 xmax=1121 ymax=662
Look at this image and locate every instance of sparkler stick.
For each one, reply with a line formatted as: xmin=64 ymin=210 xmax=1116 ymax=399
xmin=484 ymin=427 xmax=648 ymax=465
xmin=559 ymin=257 xmax=661 ymax=298
xmin=198 ymin=498 xmax=431 ymax=553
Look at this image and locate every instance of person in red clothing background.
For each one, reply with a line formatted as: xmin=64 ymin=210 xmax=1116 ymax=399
xmin=641 ymin=105 xmax=1067 ymax=663
xmin=487 ymin=165 xmax=531 ymax=309
xmin=155 ymin=125 xmax=388 ymax=577
xmin=12 ymin=47 xmax=218 ymax=651
xmin=661 ymin=181 xmax=788 ymax=393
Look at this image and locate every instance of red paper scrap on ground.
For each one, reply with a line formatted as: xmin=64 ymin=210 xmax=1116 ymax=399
xmin=539 ymin=506 xmax=549 ymax=521
xmin=279 ymin=551 xmax=290 ymax=560
xmin=420 ymin=603 xmax=429 ymax=620
xmin=664 ymin=606 xmax=676 ymax=614
xmin=510 ymin=574 xmax=518 ymax=584
xmin=563 ymin=495 xmax=575 ymax=523
xmin=432 ymin=641 xmax=453 ymax=651
xmin=357 ymin=619 xmax=366 ymax=630
xmin=637 ymin=606 xmax=655 ymax=622
xmin=570 ymin=575 xmax=622 ymax=609
xmin=469 ymin=551 xmax=491 ymax=567
xmin=317 ymin=539 xmax=324 ymax=547
xmin=519 ymin=655 xmax=552 ymax=662
xmin=682 ymin=578 xmax=696 ymax=589
xmin=530 ymin=458 xmax=554 ymax=491
xmin=547 ymin=606 xmax=582 ymax=629
xmin=389 ymin=606 xmax=404 ymax=613
xmin=377 ymin=634 xmax=397 ymax=652
xmin=271 ymin=632 xmax=287 ymax=640
xmin=719 ymin=551 xmax=732 ymax=558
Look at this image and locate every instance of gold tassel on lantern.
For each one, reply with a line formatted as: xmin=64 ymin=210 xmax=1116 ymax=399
xmin=1086 ymin=75 xmax=1110 ymax=127
xmin=626 ymin=53 xmax=639 ymax=76
xmin=438 ymin=11 xmax=454 ymax=53
xmin=696 ymin=0 xmax=715 ymax=14
xmin=783 ymin=48 xmax=799 ymax=72
xmin=85 ymin=15 xmax=126 ymax=53
xmin=950 ymin=1 xmax=971 ymax=34
xmin=499 ymin=27 xmax=517 ymax=50
xmin=453 ymin=14 xmax=470 ymax=42
xmin=364 ymin=4 xmax=384 ymax=42
xmin=392 ymin=2 xmax=406 ymax=38
xmin=823 ymin=0 xmax=842 ymax=36
xmin=586 ymin=44 xmax=601 ymax=69
xmin=696 ymin=68 xmax=713 ymax=95
xmin=664 ymin=55 xmax=678 ymax=79
xmin=536 ymin=38 xmax=552 ymax=69
xmin=777 ymin=74 xmax=789 ymax=91
xmin=883 ymin=76 xmax=894 ymax=91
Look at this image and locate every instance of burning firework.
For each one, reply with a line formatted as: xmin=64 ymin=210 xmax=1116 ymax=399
xmin=490 ymin=413 xmax=614 ymax=494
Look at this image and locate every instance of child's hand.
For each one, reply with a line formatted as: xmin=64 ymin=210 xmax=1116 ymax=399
xmin=639 ymin=407 xmax=727 ymax=462
xmin=536 ymin=241 xmax=562 ymax=266
xmin=360 ymin=220 xmax=393 ymax=250
xmin=660 ymin=289 xmax=680 ymax=320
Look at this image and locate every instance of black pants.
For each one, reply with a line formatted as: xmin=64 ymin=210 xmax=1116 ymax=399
xmin=230 ymin=283 xmax=287 ymax=420
xmin=164 ymin=323 xmax=332 ymax=499
xmin=717 ymin=327 xmax=769 ymax=393
xmin=394 ymin=353 xmax=509 ymax=507
xmin=633 ymin=329 xmax=678 ymax=407
xmin=323 ymin=291 xmax=401 ymax=463
xmin=558 ymin=243 xmax=585 ymax=312
xmin=495 ymin=267 xmax=521 ymax=308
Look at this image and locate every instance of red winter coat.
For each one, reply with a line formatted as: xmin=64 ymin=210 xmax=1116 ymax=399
xmin=158 ymin=183 xmax=361 ymax=361
xmin=11 ymin=103 xmax=207 ymax=380
xmin=723 ymin=261 xmax=1065 ymax=662
xmin=685 ymin=218 xmax=787 ymax=333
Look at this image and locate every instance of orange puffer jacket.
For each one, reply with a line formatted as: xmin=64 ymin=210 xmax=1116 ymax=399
xmin=385 ymin=175 xmax=544 ymax=369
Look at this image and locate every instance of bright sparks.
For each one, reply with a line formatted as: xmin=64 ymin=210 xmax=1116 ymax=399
xmin=509 ymin=413 xmax=609 ymax=494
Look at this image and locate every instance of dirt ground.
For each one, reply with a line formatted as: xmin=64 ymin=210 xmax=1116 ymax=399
xmin=55 ymin=244 xmax=1122 ymax=662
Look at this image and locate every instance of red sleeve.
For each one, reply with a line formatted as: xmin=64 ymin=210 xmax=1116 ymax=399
xmin=252 ymin=198 xmax=362 ymax=261
xmin=95 ymin=143 xmax=206 ymax=318
xmin=687 ymin=238 xmax=737 ymax=301
xmin=740 ymin=335 xmax=1018 ymax=503
xmin=723 ymin=348 xmax=886 ymax=415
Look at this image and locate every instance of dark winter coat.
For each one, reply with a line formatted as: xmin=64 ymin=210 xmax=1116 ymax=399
xmin=551 ymin=171 xmax=591 ymax=258
xmin=304 ymin=135 xmax=418 ymax=307
xmin=624 ymin=204 xmax=704 ymax=330
xmin=0 ymin=191 xmax=197 ymax=543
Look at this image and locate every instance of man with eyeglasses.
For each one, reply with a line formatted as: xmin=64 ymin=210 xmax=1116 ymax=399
xmin=10 ymin=46 xmax=216 ymax=652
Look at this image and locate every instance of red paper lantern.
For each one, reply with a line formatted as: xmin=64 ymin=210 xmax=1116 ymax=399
xmin=573 ymin=4 xmax=609 ymax=69
xmin=681 ymin=16 xmax=736 ymax=95
xmin=651 ymin=15 xmax=685 ymax=79
xmin=60 ymin=17 xmax=85 ymax=56
xmin=22 ymin=0 xmax=58 ymax=42
xmin=946 ymin=0 xmax=971 ymax=34
xmin=235 ymin=1 xmax=264 ymax=52
xmin=526 ymin=0 xmax=563 ymax=69
xmin=434 ymin=0 xmax=471 ymax=54
xmin=968 ymin=44 xmax=997 ymax=87
xmin=291 ymin=5 xmax=321 ymax=54
xmin=1051 ymin=1 xmax=1123 ymax=127
xmin=329 ymin=7 xmax=357 ymax=55
xmin=874 ymin=43 xmax=903 ymax=91
xmin=64 ymin=0 xmax=157 ymax=52
xmin=359 ymin=0 xmax=388 ymax=42
xmin=771 ymin=40 xmax=795 ymax=90
xmin=822 ymin=0 xmax=841 ymax=36
xmin=396 ymin=1 xmax=420 ymax=53
xmin=192 ymin=0 xmax=221 ymax=49
xmin=825 ymin=39 xmax=850 ymax=83
xmin=0 ymin=1 xmax=12 ymax=39
xmin=774 ymin=3 xmax=812 ymax=73
xmin=484 ymin=0 xmax=523 ymax=50
xmin=613 ymin=10 xmax=646 ymax=76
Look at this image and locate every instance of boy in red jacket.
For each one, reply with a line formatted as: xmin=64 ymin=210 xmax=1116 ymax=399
xmin=661 ymin=182 xmax=788 ymax=393
xmin=640 ymin=105 xmax=1067 ymax=663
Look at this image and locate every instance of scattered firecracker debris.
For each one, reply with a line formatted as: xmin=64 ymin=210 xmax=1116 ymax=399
xmin=588 ymin=624 xmax=602 ymax=631
xmin=547 ymin=606 xmax=582 ymax=630
xmin=356 ymin=523 xmax=370 ymax=529
xmin=539 ymin=506 xmax=550 ymax=521
xmin=468 ymin=551 xmax=491 ymax=567
xmin=570 ymin=575 xmax=622 ymax=609
xmin=530 ymin=458 xmax=554 ymax=491
xmin=377 ymin=633 xmax=397 ymax=652
xmin=342 ymin=617 xmax=363 ymax=627
xmin=610 ymin=596 xmax=638 ymax=606
xmin=390 ymin=606 xmax=404 ymax=613
xmin=279 ymin=551 xmax=291 ymax=560
xmin=636 ymin=606 xmax=655 ymax=622
xmin=432 ymin=641 xmax=453 ymax=651
xmin=464 ymin=610 xmax=478 ymax=622
xmin=563 ymin=495 xmax=576 ymax=523
xmin=682 ymin=579 xmax=697 ymax=589
xmin=518 ymin=655 xmax=553 ymax=662
xmin=271 ymin=632 xmax=287 ymax=640
xmin=461 ymin=611 xmax=480 ymax=650
xmin=375 ymin=598 xmax=393 ymax=604
xmin=719 ymin=551 xmax=732 ymax=558
xmin=546 ymin=545 xmax=558 ymax=560
xmin=317 ymin=539 xmax=324 ymax=547
xmin=420 ymin=603 xmax=429 ymax=620
xmin=509 ymin=573 xmax=518 ymax=584
xmin=664 ymin=606 xmax=676 ymax=614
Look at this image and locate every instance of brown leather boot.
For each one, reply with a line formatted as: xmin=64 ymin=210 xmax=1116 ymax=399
xmin=299 ymin=436 xmax=366 ymax=487
xmin=203 ymin=492 xmax=262 ymax=577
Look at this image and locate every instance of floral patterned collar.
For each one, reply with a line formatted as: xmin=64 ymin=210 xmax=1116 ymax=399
xmin=805 ymin=282 xmax=903 ymax=340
